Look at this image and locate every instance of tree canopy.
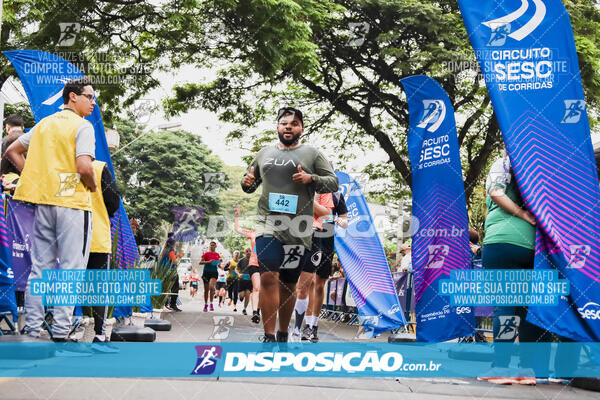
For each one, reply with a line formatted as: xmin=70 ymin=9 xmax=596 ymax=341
xmin=111 ymin=120 xmax=227 ymax=240
xmin=1 ymin=0 xmax=207 ymax=120
xmin=163 ymin=0 xmax=600 ymax=204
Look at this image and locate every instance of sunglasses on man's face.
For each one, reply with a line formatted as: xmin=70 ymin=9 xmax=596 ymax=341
xmin=277 ymin=107 xmax=303 ymax=122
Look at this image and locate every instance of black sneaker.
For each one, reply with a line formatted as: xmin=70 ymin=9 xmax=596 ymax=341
xmin=91 ymin=337 xmax=120 ymax=354
xmin=301 ymin=325 xmax=312 ymax=341
xmin=251 ymin=311 xmax=260 ymax=324
xmin=309 ymin=326 xmax=319 ymax=343
xmin=276 ymin=331 xmax=288 ymax=343
xmin=260 ymin=334 xmax=276 ymax=342
xmin=242 ymin=309 xmax=247 ymax=315
xmin=171 ymin=305 xmax=183 ymax=312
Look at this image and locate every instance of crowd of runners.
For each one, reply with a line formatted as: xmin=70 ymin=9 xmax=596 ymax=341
xmin=175 ymin=107 xmax=348 ymax=342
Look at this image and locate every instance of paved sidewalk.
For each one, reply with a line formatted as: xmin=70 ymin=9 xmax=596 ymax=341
xmin=0 ymin=291 xmax=596 ymax=399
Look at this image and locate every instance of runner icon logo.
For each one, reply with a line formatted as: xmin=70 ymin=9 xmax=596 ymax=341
xmin=417 ymin=100 xmax=446 ymax=133
xmin=346 ymin=22 xmax=370 ymax=47
xmin=208 ymin=316 xmax=234 ymax=340
xmin=486 ymin=22 xmax=511 ymax=46
xmin=496 ymin=315 xmax=520 ymax=340
xmin=561 ymin=100 xmax=586 ymax=123
xmin=567 ymin=244 xmax=591 ymax=269
xmin=191 ymin=345 xmax=222 ymax=375
xmin=281 ymin=245 xmax=305 ymax=270
xmin=56 ymin=172 xmax=80 ymax=197
xmin=204 ymin=172 xmax=226 ymax=196
xmin=133 ymin=99 xmax=156 ymax=124
xmin=57 ymin=22 xmax=80 ymax=47
xmin=355 ymin=315 xmax=379 ymax=339
xmin=172 ymin=206 xmax=205 ymax=242
xmin=425 ymin=245 xmax=449 ymax=269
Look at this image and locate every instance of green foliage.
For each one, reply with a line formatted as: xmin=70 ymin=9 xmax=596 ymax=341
xmin=162 ymin=0 xmax=600 ymax=209
xmin=0 ymin=0 xmax=209 ymax=120
xmin=383 ymin=238 xmax=399 ymax=272
xmin=217 ymin=165 xmax=260 ymax=216
xmin=149 ymin=262 xmax=179 ymax=310
xmin=215 ymin=165 xmax=261 ymax=254
xmin=111 ymin=120 xmax=227 ymax=239
xmin=468 ymin=185 xmax=487 ymax=242
xmin=222 ymin=231 xmax=250 ymax=256
xmin=3 ymin=103 xmax=34 ymax=128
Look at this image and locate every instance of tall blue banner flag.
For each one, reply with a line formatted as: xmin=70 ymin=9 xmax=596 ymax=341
xmin=0 ymin=194 xmax=17 ymax=322
xmin=3 ymin=50 xmax=139 ymax=271
xmin=334 ymin=171 xmax=406 ymax=337
xmin=401 ymin=75 xmax=475 ymax=342
xmin=459 ymin=0 xmax=600 ymax=341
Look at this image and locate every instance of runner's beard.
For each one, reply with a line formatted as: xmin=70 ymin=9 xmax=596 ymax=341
xmin=278 ymin=131 xmax=301 ymax=146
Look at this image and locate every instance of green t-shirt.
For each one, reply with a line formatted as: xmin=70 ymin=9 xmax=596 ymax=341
xmin=241 ymin=143 xmax=339 ymax=250
xmin=483 ymin=158 xmax=535 ymax=250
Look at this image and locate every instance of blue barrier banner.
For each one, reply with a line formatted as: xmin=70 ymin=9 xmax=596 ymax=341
xmin=391 ymin=272 xmax=415 ymax=313
xmin=5 ymin=199 xmax=35 ymax=292
xmin=401 ymin=75 xmax=475 ymax=342
xmin=0 ymin=193 xmax=17 ymax=322
xmin=0 ymin=342 xmax=598 ymax=377
xmin=3 ymin=50 xmax=139 ymax=270
xmin=458 ymin=0 xmax=600 ymax=341
xmin=334 ymin=171 xmax=406 ymax=337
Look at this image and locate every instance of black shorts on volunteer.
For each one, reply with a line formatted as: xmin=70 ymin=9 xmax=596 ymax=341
xmin=238 ymin=279 xmax=253 ymax=292
xmin=255 ymin=235 xmax=310 ymax=284
xmin=302 ymin=232 xmax=334 ymax=280
xmin=202 ymin=270 xmax=218 ymax=283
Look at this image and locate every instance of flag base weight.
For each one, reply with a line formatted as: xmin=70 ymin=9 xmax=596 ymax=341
xmin=110 ymin=326 xmax=156 ymax=342
xmin=387 ymin=332 xmax=416 ymax=342
xmin=144 ymin=318 xmax=171 ymax=331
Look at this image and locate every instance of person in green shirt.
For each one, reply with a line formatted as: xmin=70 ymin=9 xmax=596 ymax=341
xmin=241 ymin=107 xmax=338 ymax=343
xmin=480 ymin=156 xmax=552 ymax=385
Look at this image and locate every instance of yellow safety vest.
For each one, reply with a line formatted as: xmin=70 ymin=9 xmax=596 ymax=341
xmin=13 ymin=110 xmax=92 ymax=211
xmin=90 ymin=161 xmax=111 ymax=253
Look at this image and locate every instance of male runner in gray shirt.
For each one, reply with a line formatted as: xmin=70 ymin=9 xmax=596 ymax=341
xmin=241 ymin=107 xmax=338 ymax=342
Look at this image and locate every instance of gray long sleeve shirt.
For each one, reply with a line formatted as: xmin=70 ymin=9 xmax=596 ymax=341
xmin=241 ymin=144 xmax=338 ymax=249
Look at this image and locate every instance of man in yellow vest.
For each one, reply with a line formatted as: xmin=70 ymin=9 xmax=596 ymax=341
xmin=88 ymin=160 xmax=119 ymax=352
xmin=6 ymin=78 xmax=97 ymax=341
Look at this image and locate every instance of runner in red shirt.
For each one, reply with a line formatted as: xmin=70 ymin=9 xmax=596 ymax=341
xmin=199 ymin=241 xmax=221 ymax=312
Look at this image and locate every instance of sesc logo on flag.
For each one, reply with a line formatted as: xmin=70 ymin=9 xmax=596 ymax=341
xmin=417 ymin=100 xmax=446 ymax=132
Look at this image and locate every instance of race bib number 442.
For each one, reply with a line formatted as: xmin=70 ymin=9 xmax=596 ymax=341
xmin=268 ymin=193 xmax=298 ymax=214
